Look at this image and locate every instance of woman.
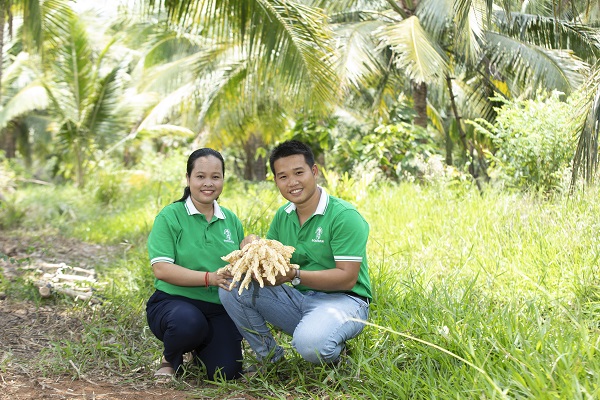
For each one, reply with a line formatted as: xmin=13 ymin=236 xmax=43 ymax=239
xmin=146 ymin=148 xmax=243 ymax=380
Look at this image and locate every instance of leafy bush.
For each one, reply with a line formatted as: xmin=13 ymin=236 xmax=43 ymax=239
xmin=336 ymin=122 xmax=443 ymax=182
xmin=469 ymin=92 xmax=577 ymax=193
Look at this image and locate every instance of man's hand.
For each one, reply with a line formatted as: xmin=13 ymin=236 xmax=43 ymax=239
xmin=240 ymin=234 xmax=260 ymax=249
xmin=258 ymin=267 xmax=294 ymax=286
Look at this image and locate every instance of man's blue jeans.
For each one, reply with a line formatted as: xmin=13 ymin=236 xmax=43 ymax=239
xmin=219 ymin=282 xmax=369 ymax=364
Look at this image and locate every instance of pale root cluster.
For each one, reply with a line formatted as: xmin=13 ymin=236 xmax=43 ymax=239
xmin=218 ymin=239 xmax=298 ymax=294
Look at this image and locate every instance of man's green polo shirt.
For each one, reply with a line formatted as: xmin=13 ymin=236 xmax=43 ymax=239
xmin=147 ymin=197 xmax=244 ymax=304
xmin=267 ymin=187 xmax=371 ymax=300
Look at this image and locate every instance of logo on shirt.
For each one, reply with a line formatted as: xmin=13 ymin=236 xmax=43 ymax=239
xmin=223 ymin=229 xmax=234 ymax=244
xmin=312 ymin=226 xmax=324 ymax=243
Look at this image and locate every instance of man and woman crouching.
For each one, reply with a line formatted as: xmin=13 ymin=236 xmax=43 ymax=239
xmin=146 ymin=140 xmax=371 ymax=380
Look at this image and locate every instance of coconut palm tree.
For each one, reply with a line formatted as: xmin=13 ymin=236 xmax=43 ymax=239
xmin=315 ymin=0 xmax=598 ymax=185
xmin=0 ymin=0 xmax=72 ymax=158
xmin=572 ymin=63 xmax=600 ymax=186
xmin=42 ymin=11 xmax=144 ymax=187
xmin=120 ymin=1 xmax=338 ymax=179
xmin=0 ymin=52 xmax=50 ymax=167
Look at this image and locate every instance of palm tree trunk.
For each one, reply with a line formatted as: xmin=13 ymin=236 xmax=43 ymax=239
xmin=0 ymin=0 xmax=13 ymax=159
xmin=243 ymin=132 xmax=266 ymax=181
xmin=75 ymin=143 xmax=84 ymax=188
xmin=446 ymin=75 xmax=482 ymax=192
xmin=412 ymin=81 xmax=427 ymax=128
xmin=445 ymin=128 xmax=453 ymax=165
xmin=0 ymin=0 xmax=4 ymax=98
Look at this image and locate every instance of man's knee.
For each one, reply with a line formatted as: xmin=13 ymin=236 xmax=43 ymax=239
xmin=218 ymin=287 xmax=241 ymax=308
xmin=293 ymin=335 xmax=340 ymax=364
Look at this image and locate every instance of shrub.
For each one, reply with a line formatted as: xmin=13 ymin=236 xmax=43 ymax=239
xmin=469 ymin=92 xmax=577 ymax=193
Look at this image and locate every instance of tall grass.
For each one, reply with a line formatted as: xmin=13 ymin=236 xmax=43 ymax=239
xmin=2 ymin=170 xmax=600 ymax=398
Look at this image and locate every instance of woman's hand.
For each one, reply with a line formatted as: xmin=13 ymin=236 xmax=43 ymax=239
xmin=210 ymin=270 xmax=234 ymax=290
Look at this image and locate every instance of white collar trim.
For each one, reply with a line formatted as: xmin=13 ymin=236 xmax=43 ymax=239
xmin=185 ymin=196 xmax=225 ymax=219
xmin=284 ymin=186 xmax=329 ymax=215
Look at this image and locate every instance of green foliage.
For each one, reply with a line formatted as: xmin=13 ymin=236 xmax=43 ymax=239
xmin=0 ymin=196 xmax=26 ymax=229
xmin=329 ymin=121 xmax=445 ymax=184
xmin=285 ymin=115 xmax=337 ymax=162
xmin=366 ymin=122 xmax=440 ymax=180
xmin=469 ymin=92 xmax=578 ymax=193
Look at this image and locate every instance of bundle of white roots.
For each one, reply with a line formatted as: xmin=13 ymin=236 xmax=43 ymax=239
xmin=218 ymin=238 xmax=298 ymax=294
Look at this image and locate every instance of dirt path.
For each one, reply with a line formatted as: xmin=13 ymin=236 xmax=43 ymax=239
xmin=0 ymin=230 xmax=254 ymax=400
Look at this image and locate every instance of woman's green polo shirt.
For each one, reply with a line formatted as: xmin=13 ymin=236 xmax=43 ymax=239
xmin=147 ymin=197 xmax=244 ymax=303
xmin=266 ymin=188 xmax=372 ymax=300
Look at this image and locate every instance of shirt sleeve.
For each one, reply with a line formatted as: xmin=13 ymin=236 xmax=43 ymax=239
xmin=235 ymin=214 xmax=245 ymax=247
xmin=147 ymin=212 xmax=180 ymax=265
xmin=266 ymin=210 xmax=280 ymax=241
xmin=330 ymin=209 xmax=369 ymax=263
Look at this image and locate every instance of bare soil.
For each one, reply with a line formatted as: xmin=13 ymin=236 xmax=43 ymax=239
xmin=0 ymin=230 xmax=254 ymax=400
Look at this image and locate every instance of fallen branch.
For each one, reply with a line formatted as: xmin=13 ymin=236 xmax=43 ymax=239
xmin=35 ymin=281 xmax=102 ymax=304
xmin=27 ymin=261 xmax=102 ymax=304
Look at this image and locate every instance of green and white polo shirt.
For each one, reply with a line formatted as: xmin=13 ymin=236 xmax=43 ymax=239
xmin=267 ymin=187 xmax=371 ymax=300
xmin=147 ymin=196 xmax=244 ymax=303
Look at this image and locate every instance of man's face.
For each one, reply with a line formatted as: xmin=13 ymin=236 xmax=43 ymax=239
xmin=273 ymin=154 xmax=318 ymax=206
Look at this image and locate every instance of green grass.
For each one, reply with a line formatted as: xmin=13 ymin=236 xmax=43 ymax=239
xmin=3 ymin=176 xmax=600 ymax=399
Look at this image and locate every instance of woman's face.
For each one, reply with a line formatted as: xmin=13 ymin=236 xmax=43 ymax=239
xmin=186 ymin=155 xmax=224 ymax=209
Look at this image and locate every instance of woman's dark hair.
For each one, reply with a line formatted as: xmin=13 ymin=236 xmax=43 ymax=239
xmin=176 ymin=148 xmax=225 ymax=203
xmin=268 ymin=140 xmax=315 ymax=175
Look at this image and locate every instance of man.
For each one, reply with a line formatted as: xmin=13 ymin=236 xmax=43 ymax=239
xmin=219 ymin=140 xmax=371 ymax=365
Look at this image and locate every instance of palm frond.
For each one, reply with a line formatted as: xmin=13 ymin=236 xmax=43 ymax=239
xmin=329 ymin=9 xmax=398 ymax=25
xmin=20 ymin=0 xmax=42 ymax=50
xmin=136 ymin=124 xmax=195 ymax=139
xmin=250 ymin=0 xmax=337 ymax=106
xmin=85 ymin=67 xmax=127 ymax=145
xmin=143 ymin=0 xmax=338 ymax=107
xmin=455 ymin=73 xmax=502 ymax=122
xmin=310 ymin=0 xmax=390 ymax=14
xmin=452 ymin=0 xmax=485 ymax=65
xmin=486 ymin=31 xmax=588 ymax=95
xmin=332 ymin=19 xmax=387 ymax=90
xmin=494 ymin=11 xmax=600 ymax=62
xmin=416 ymin=0 xmax=453 ymax=39
xmin=518 ymin=0 xmax=553 ymax=15
xmin=0 ymin=83 xmax=48 ymax=130
xmin=427 ymin=99 xmax=446 ymax=136
xmin=369 ymin=67 xmax=407 ymax=120
xmin=197 ymin=60 xmax=249 ymax=128
xmin=49 ymin=14 xmax=95 ymax=118
xmin=136 ymin=83 xmax=195 ymax=131
xmin=136 ymin=51 xmax=205 ymax=93
xmin=572 ymin=64 xmax=600 ymax=185
xmin=40 ymin=0 xmax=76 ymax=51
xmin=125 ymin=21 xmax=206 ymax=69
xmin=2 ymin=52 xmax=38 ymax=88
xmin=376 ymin=15 xmax=448 ymax=85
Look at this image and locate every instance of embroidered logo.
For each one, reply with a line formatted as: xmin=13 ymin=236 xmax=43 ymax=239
xmin=312 ymin=226 xmax=324 ymax=243
xmin=223 ymin=229 xmax=234 ymax=243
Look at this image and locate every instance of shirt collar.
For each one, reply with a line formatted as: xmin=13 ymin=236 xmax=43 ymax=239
xmin=185 ymin=196 xmax=226 ymax=219
xmin=284 ymin=186 xmax=329 ymax=215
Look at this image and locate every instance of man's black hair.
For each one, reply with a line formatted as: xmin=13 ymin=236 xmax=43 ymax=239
xmin=269 ymin=140 xmax=315 ymax=175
